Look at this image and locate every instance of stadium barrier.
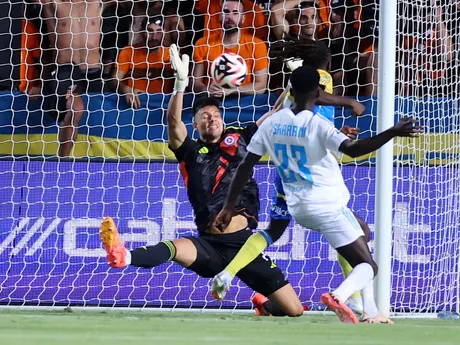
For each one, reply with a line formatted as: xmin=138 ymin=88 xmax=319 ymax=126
xmin=1 ymin=92 xmax=459 ymax=164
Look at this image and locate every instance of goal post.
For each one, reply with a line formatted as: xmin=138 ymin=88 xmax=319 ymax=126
xmin=375 ymin=0 xmax=397 ymax=318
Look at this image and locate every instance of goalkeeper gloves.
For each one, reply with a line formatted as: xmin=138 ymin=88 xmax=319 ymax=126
xmin=170 ymin=44 xmax=190 ymax=93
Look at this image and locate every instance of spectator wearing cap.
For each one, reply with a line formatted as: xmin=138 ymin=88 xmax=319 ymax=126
xmin=112 ymin=16 xmax=174 ymax=108
xmin=148 ymin=0 xmax=186 ymax=48
xmin=193 ymin=0 xmax=268 ymax=97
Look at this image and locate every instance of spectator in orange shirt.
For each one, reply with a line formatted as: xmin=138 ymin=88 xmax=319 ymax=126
xmin=193 ymin=0 xmax=268 ymax=97
xmin=112 ymin=16 xmax=174 ymax=109
xmin=19 ymin=19 xmax=42 ymax=99
xmin=195 ymin=0 xmax=268 ymax=41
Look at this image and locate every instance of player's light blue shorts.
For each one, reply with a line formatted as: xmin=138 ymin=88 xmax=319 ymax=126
xmin=269 ymin=105 xmax=334 ymax=222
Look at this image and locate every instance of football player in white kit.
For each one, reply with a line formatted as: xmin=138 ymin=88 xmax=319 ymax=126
xmin=214 ymin=65 xmax=422 ymax=324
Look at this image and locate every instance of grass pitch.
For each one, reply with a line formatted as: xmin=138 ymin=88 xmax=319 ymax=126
xmin=1 ymin=309 xmax=457 ymax=345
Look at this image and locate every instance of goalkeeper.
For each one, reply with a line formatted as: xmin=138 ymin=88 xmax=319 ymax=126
xmin=211 ymin=38 xmax=371 ymax=315
xmin=99 ymin=45 xmax=304 ymax=317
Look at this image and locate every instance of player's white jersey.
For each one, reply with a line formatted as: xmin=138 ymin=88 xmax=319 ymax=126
xmin=248 ymin=108 xmax=350 ymax=214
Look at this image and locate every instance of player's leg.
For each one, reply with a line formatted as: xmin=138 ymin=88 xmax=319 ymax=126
xmin=59 ymin=93 xmax=84 ymax=157
xmin=237 ymin=252 xmax=304 ymax=317
xmin=333 ymin=236 xmax=392 ymax=324
xmin=211 ymin=173 xmax=291 ymax=299
xmin=314 ymin=207 xmax=392 ymax=324
xmin=99 ymin=216 xmax=217 ymax=273
xmin=338 ymin=213 xmax=371 ymax=314
xmin=58 ymin=66 xmax=86 ymax=157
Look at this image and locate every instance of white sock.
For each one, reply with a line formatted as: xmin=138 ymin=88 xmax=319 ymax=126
xmin=125 ymin=249 xmax=132 ymax=265
xmin=361 ymin=280 xmax=379 ymax=318
xmin=333 ymin=262 xmax=374 ymax=302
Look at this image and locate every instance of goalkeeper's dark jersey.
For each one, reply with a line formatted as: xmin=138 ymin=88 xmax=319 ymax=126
xmin=170 ymin=124 xmax=259 ymax=234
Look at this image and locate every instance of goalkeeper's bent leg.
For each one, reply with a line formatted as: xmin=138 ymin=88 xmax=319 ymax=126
xmin=211 ymin=218 xmax=290 ymax=300
xmin=262 ymin=284 xmax=304 ymax=317
xmin=225 ymin=218 xmax=290 ymax=278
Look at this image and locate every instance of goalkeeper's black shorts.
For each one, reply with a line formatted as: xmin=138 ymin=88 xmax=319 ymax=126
xmin=185 ymin=229 xmax=289 ymax=297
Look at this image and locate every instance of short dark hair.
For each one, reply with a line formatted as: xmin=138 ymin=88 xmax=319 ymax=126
xmin=290 ymin=65 xmax=320 ymax=94
xmin=192 ymin=96 xmax=221 ymax=116
xmin=299 ymin=1 xmax=318 ymax=10
xmin=270 ymin=38 xmax=331 ymax=70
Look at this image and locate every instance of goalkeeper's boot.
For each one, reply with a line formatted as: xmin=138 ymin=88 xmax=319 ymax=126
xmin=360 ymin=313 xmax=395 ymax=324
xmin=346 ymin=296 xmax=364 ymax=315
xmin=100 ymin=216 xmax=126 ymax=268
xmin=252 ymin=293 xmax=270 ymax=316
xmin=320 ymin=292 xmax=359 ymax=324
xmin=210 ymin=270 xmax=233 ymax=301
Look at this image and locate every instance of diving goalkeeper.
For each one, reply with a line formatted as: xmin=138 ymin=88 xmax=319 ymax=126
xmin=99 ymin=44 xmax=304 ymax=317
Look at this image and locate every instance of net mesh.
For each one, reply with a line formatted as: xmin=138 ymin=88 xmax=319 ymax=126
xmin=0 ymin=0 xmax=459 ymax=314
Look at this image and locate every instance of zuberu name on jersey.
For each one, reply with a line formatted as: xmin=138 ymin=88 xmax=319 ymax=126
xmin=273 ymin=123 xmax=307 ymax=138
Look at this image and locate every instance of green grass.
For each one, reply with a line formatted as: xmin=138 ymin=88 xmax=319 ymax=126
xmin=0 ymin=309 xmax=458 ymax=345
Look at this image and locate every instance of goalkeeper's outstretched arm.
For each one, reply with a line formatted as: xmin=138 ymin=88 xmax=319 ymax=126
xmin=168 ymin=44 xmax=190 ymax=150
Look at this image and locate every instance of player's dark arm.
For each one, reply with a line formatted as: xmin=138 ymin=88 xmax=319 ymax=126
xmin=234 ymin=68 xmax=268 ymax=96
xmin=317 ymin=89 xmax=365 ymax=116
xmin=192 ymin=63 xmax=208 ymax=93
xmin=339 ymin=118 xmax=422 ymax=158
xmin=224 ymin=152 xmax=262 ymax=209
xmin=255 ymin=88 xmax=288 ymax=127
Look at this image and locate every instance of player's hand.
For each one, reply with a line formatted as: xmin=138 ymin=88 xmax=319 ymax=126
xmin=214 ymin=207 xmax=235 ymax=232
xmin=209 ymin=82 xmax=223 ymax=98
xmin=349 ymin=99 xmax=365 ymax=117
xmin=170 ymin=44 xmax=189 ymax=92
xmin=125 ymin=89 xmax=141 ymax=109
xmin=391 ymin=118 xmax=424 ymax=137
xmin=27 ymin=86 xmax=41 ymax=101
xmin=340 ymin=125 xmax=359 ymax=140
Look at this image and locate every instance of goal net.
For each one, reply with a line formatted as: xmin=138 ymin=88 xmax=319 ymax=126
xmin=0 ymin=0 xmax=459 ymax=315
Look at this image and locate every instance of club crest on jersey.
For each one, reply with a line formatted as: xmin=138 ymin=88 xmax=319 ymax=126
xmin=220 ymin=133 xmax=240 ymax=156
xmin=223 ymin=135 xmax=236 ymax=146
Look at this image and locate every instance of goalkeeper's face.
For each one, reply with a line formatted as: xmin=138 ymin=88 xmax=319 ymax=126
xmin=193 ymin=106 xmax=224 ymax=142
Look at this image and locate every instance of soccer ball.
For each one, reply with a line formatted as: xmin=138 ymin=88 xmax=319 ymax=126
xmin=210 ymin=53 xmax=247 ymax=88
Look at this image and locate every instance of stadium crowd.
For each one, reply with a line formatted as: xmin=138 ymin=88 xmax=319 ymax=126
xmin=17 ymin=0 xmax=460 ymax=156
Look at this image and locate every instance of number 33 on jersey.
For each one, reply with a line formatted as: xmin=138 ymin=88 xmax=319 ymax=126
xmin=247 ymin=108 xmax=352 ymax=212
